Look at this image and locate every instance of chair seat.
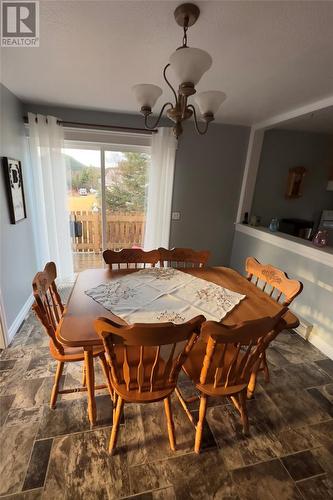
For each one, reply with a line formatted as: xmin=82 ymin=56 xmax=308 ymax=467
xmin=182 ymin=339 xmax=247 ymax=396
xmin=113 ymin=384 xmax=173 ymax=403
xmin=49 ymin=340 xmax=105 ymax=362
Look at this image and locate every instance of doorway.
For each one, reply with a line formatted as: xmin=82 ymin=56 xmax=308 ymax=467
xmin=64 ymin=144 xmax=151 ymax=272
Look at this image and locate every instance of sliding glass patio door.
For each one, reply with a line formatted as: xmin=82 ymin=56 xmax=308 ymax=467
xmin=104 ymin=150 xmax=149 ymax=251
xmin=64 ymin=143 xmax=151 ymax=272
xmin=65 ymin=146 xmax=102 ymax=272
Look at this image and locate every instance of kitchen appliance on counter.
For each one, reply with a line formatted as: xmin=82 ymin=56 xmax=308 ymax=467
xmin=279 ymin=218 xmax=314 ymax=240
xmin=318 ymin=210 xmax=333 ymax=247
xmin=313 ymin=230 xmax=328 ymax=247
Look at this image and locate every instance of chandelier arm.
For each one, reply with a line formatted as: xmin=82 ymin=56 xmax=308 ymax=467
xmin=187 ymin=105 xmax=209 ymax=135
xmin=181 ymin=95 xmax=188 ymax=120
xmin=163 ymin=64 xmax=178 ymax=105
xmin=144 ymin=102 xmax=174 ymax=130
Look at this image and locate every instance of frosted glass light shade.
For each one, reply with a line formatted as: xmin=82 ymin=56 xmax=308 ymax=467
xmin=169 ymin=47 xmax=212 ymax=85
xmin=132 ymin=84 xmax=162 ymax=108
xmin=195 ymin=91 xmax=226 ymax=115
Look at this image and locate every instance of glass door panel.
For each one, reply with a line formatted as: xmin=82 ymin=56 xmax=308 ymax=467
xmin=65 ymin=148 xmax=103 ymax=272
xmin=104 ymin=151 xmax=150 ymax=250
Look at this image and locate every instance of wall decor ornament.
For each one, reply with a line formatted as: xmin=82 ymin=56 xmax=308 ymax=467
xmin=285 ymin=166 xmax=307 ymax=199
xmin=2 ymin=157 xmax=27 ymax=224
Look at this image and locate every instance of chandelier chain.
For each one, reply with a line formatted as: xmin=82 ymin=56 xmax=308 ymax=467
xmin=182 ymin=25 xmax=188 ymax=47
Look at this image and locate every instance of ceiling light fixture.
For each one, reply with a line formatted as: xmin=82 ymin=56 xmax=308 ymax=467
xmin=132 ymin=3 xmax=226 ymax=139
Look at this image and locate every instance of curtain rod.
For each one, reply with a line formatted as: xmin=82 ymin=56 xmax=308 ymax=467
xmin=23 ymin=116 xmax=158 ymax=135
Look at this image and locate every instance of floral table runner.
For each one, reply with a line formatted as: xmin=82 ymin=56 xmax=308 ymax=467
xmin=85 ymin=267 xmax=245 ymax=324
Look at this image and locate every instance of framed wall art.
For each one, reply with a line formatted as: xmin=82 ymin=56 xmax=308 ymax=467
xmin=285 ymin=166 xmax=307 ymax=199
xmin=2 ymin=157 xmax=27 ymax=224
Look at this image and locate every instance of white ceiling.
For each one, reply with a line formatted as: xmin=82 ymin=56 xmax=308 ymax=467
xmin=1 ymin=0 xmax=333 ymax=126
xmin=275 ymin=106 xmax=333 ymax=134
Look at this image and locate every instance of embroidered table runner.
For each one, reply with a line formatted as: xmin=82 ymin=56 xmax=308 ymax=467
xmin=85 ymin=267 xmax=245 ymax=324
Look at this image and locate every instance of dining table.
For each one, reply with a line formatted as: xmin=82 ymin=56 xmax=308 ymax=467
xmin=56 ymin=266 xmax=300 ymax=426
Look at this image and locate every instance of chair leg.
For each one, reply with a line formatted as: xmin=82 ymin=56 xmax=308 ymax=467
xmin=248 ymin=352 xmax=270 ymax=399
xmin=175 ymin=387 xmax=196 ymax=427
xmin=164 ymin=396 xmax=176 ymax=451
xmin=84 ymin=349 xmax=97 ymax=426
xmin=82 ymin=363 xmax=86 ymax=387
xmin=239 ymin=390 xmax=249 ymax=435
xmin=50 ymin=361 xmax=64 ymax=409
xmin=113 ymin=392 xmax=118 ymax=422
xmin=98 ymin=352 xmax=114 ymax=400
xmin=230 ymin=395 xmax=241 ymax=414
xmin=194 ymin=394 xmax=208 ymax=454
xmin=247 ymin=370 xmax=257 ymax=399
xmin=262 ymin=352 xmax=270 ymax=383
xmin=109 ymin=396 xmax=124 ymax=454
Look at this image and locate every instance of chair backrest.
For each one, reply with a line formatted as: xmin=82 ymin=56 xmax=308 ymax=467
xmin=103 ymin=248 xmax=160 ymax=269
xmin=158 ymin=247 xmax=210 ymax=268
xmin=32 ymin=262 xmax=64 ymax=354
xmin=245 ymin=257 xmax=303 ymax=305
xmin=199 ymin=309 xmax=287 ymax=390
xmin=95 ymin=315 xmax=205 ymax=394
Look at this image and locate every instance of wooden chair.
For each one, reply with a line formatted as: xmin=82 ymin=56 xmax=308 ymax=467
xmin=245 ymin=257 xmax=303 ymax=305
xmin=94 ymin=314 xmax=205 ymax=454
xmin=32 ymin=262 xmax=113 ymax=409
xmin=177 ymin=310 xmax=287 ymax=453
xmin=158 ymin=247 xmax=210 ymax=268
xmin=245 ymin=256 xmax=303 ymax=391
xmin=103 ymin=248 xmax=160 ymax=269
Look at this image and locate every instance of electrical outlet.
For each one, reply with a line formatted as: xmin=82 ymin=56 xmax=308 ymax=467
xmin=172 ymin=211 xmax=181 ymax=221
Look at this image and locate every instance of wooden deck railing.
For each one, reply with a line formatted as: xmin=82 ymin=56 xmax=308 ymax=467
xmin=70 ymin=211 xmax=145 ymax=252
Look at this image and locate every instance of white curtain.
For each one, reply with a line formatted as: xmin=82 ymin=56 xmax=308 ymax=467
xmin=144 ymin=127 xmax=177 ymax=250
xmin=28 ymin=113 xmax=73 ymax=279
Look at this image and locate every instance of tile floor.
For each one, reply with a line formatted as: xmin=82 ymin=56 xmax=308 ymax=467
xmin=0 ymin=284 xmax=332 ymax=499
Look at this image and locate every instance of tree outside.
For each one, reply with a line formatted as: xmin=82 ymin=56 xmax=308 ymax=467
xmin=105 ymin=152 xmax=149 ymax=212
xmin=66 ymin=151 xmax=150 ymax=213
xmin=71 ymin=167 xmax=100 ymax=191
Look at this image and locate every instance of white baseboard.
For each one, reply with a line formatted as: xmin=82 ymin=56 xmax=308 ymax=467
xmin=307 ymin=332 xmax=333 ymax=360
xmin=294 ymin=316 xmax=313 ymax=341
xmin=7 ymin=294 xmax=34 ymax=346
xmin=291 ymin=312 xmax=332 ymax=359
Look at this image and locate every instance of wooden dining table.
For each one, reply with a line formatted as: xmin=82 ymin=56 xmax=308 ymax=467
xmin=56 ymin=266 xmax=299 ymax=426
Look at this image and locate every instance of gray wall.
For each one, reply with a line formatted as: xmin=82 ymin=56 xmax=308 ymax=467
xmin=23 ymin=102 xmax=250 ymax=265
xmin=0 ymin=84 xmax=37 ymax=331
xmin=170 ymin=121 xmax=249 ymax=264
xmin=230 ymin=229 xmax=333 ymax=357
xmin=252 ymin=129 xmax=333 ymax=227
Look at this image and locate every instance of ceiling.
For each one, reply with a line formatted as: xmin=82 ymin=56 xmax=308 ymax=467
xmin=1 ymin=0 xmax=333 ymax=126
xmin=275 ymin=106 xmax=333 ymax=134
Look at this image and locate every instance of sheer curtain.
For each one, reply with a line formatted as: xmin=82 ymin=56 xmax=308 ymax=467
xmin=144 ymin=127 xmax=177 ymax=250
xmin=28 ymin=113 xmax=73 ymax=279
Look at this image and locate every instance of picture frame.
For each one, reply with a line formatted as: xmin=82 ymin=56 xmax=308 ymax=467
xmin=2 ymin=157 xmax=27 ymax=224
xmin=285 ymin=166 xmax=307 ymax=199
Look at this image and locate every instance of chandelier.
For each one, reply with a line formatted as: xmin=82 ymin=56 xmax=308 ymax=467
xmin=132 ymin=3 xmax=226 ymax=139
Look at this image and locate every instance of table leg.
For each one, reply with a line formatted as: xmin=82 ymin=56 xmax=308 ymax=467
xmin=84 ymin=348 xmax=96 ymax=426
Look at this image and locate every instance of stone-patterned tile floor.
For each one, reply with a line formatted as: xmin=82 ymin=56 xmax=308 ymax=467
xmin=0 ymin=285 xmax=332 ymax=499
